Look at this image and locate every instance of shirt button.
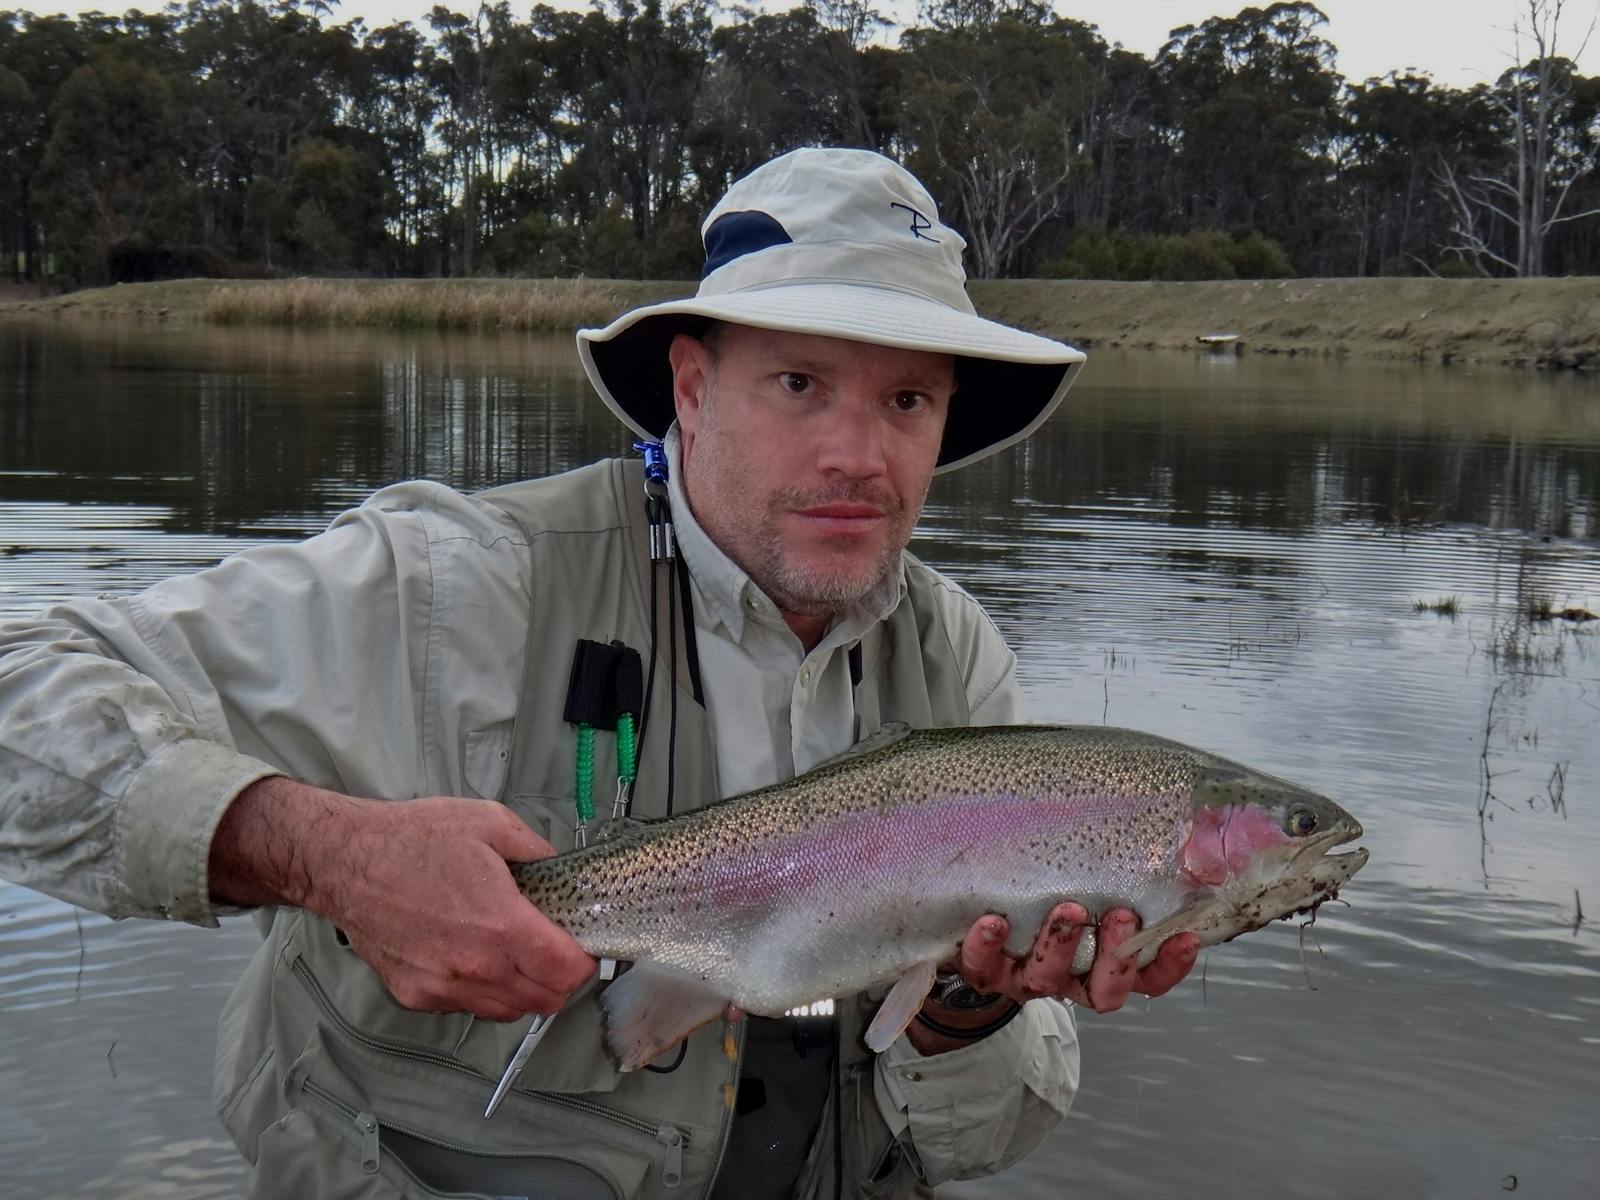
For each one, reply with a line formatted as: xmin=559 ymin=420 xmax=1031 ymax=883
xmin=902 ymin=1070 xmax=923 ymax=1082
xmin=745 ymin=596 xmax=760 ymax=611
xmin=799 ymin=666 xmax=812 ymax=686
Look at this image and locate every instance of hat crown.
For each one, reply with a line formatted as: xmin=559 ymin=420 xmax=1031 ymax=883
xmin=698 ymin=148 xmax=969 ymax=306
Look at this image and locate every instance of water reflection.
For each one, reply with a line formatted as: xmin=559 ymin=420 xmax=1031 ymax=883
xmin=1 ymin=322 xmax=1597 ymax=1198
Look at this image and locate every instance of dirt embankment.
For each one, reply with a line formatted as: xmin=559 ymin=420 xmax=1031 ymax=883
xmin=4 ymin=276 xmax=1598 ymax=369
xmin=973 ymin=277 xmax=1600 ymax=369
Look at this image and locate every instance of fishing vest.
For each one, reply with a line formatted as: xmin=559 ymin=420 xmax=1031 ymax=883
xmin=214 ymin=458 xmax=972 ymax=1200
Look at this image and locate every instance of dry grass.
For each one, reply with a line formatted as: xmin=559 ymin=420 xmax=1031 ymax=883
xmin=204 ymin=277 xmax=624 ymax=331
xmin=7 ymin=275 xmax=1600 ymax=369
xmin=969 ymin=277 xmax=1600 ymax=368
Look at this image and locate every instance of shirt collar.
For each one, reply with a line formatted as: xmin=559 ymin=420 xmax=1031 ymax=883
xmin=662 ymin=426 xmax=906 ymax=645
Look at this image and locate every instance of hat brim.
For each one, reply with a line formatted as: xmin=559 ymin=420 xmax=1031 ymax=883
xmin=577 ymin=283 xmax=1085 ymax=474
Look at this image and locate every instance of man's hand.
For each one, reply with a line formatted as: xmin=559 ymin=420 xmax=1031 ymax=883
xmin=956 ymin=903 xmax=1199 ymax=1014
xmin=210 ymin=777 xmax=596 ymax=1022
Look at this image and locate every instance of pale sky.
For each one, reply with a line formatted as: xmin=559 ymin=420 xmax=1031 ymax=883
xmin=13 ymin=0 xmax=1598 ymax=86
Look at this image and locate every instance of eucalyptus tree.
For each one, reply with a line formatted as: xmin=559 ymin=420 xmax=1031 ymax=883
xmin=350 ymin=21 xmax=444 ymax=274
xmin=808 ymin=0 xmax=894 ymax=148
xmin=175 ymin=0 xmax=360 ymax=269
xmin=1152 ymin=2 xmax=1342 ymax=268
xmin=1339 ymin=72 xmax=1499 ymax=275
xmin=0 ymin=54 xmax=35 ymax=281
xmin=554 ymin=0 xmax=713 ymax=266
xmin=900 ymin=1 xmax=1107 ymax=278
xmin=0 ymin=11 xmax=92 ymax=279
xmin=699 ymin=6 xmax=835 ymax=195
xmin=32 ymin=53 xmax=193 ymax=280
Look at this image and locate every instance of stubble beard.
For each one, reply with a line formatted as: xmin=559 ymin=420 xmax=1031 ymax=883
xmin=745 ymin=481 xmax=916 ymax=618
xmin=690 ymin=425 xmax=920 ymax=621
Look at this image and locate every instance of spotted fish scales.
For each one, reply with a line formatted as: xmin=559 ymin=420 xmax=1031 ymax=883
xmin=513 ymin=724 xmax=1367 ymax=1069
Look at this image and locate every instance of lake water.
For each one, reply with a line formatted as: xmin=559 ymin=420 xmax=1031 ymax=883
xmin=1 ymin=321 xmax=1597 ymax=1198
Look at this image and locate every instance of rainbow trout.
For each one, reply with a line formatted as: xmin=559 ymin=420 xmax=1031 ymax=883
xmin=513 ymin=724 xmax=1367 ymax=1069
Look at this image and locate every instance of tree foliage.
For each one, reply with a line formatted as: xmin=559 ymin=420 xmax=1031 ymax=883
xmin=2 ymin=0 xmax=1598 ymax=285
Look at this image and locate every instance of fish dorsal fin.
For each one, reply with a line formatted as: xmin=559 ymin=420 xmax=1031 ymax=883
xmin=812 ymin=722 xmax=914 ymax=772
xmin=863 ymin=960 xmax=937 ymax=1052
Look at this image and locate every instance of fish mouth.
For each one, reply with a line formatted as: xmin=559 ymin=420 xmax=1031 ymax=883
xmin=1291 ymin=819 xmax=1365 ymax=867
xmin=1288 ymin=821 xmax=1368 ymax=894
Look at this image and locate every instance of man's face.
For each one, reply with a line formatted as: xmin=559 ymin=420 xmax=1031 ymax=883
xmin=670 ymin=324 xmax=954 ymax=621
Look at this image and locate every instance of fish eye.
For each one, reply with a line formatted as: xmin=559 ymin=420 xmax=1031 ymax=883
xmin=1286 ymin=808 xmax=1319 ymax=837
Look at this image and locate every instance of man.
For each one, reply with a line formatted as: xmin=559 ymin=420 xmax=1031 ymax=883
xmin=0 ymin=148 xmax=1194 ymax=1197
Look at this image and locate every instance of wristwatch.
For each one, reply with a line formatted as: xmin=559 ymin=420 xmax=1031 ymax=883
xmin=928 ymin=969 xmax=1005 ymax=1011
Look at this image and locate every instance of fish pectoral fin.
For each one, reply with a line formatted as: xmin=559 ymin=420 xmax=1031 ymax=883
xmin=599 ymin=962 xmax=730 ymax=1073
xmin=863 ymin=960 xmax=938 ymax=1053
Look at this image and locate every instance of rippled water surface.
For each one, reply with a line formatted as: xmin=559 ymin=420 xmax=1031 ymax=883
xmin=2 ymin=322 xmax=1598 ymax=1198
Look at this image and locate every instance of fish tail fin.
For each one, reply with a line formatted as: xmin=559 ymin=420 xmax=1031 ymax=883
xmin=600 ymin=962 xmax=730 ymax=1072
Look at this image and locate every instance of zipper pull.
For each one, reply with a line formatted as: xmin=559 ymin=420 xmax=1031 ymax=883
xmin=355 ymin=1111 xmax=380 ymax=1174
xmin=656 ymin=1124 xmax=685 ymax=1188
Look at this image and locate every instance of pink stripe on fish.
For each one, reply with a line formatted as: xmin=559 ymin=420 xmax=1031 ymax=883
xmin=690 ymin=790 xmax=1185 ymax=913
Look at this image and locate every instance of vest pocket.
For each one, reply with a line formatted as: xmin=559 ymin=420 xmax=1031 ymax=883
xmin=288 ymin=951 xmax=625 ymax=1096
xmin=294 ymin=1078 xmax=631 ymax=1200
xmin=282 ymin=1025 xmax=663 ymax=1200
xmin=463 ymin=723 xmax=514 ymax=800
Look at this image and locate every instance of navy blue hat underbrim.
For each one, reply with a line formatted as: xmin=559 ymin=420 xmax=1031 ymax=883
xmin=585 ymin=311 xmax=1074 ymax=471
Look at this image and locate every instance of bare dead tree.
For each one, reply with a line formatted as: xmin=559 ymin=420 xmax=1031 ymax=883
xmin=1435 ymin=0 xmax=1600 ymax=275
xmin=936 ymin=128 xmax=1074 ymax=279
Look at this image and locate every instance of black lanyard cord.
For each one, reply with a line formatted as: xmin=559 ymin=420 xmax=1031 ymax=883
xmin=665 ymin=544 xmax=679 ymax=818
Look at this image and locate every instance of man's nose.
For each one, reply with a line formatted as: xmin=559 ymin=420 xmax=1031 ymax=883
xmin=815 ymin=398 xmax=889 ymax=478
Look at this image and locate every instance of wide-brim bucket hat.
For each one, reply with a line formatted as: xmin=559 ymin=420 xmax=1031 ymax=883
xmin=577 ymin=147 xmax=1085 ymax=474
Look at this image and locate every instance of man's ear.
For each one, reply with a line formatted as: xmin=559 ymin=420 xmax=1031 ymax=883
xmin=667 ymin=333 xmax=712 ymax=442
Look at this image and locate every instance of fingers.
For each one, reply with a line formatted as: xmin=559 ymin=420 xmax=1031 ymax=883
xmin=475 ymin=802 xmax=558 ymax=864
xmin=495 ymin=891 xmax=597 ymax=1012
xmin=362 ymin=924 xmax=584 ymax=1021
xmin=945 ymin=906 xmax=1200 ymax=1017
xmin=1018 ymin=902 xmax=1093 ymax=997
xmin=1080 ymin=909 xmax=1141 ymax=1013
xmin=955 ymin=914 xmax=1012 ymax=992
xmin=1134 ymin=931 xmax=1200 ymax=998
xmin=341 ymin=818 xmax=594 ymax=1021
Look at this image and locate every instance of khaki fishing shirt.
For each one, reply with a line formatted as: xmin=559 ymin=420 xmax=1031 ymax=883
xmin=0 ymin=445 xmax=1080 ymax=1191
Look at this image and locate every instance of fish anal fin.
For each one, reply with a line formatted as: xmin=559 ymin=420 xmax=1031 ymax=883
xmin=864 ymin=960 xmax=937 ymax=1052
xmin=600 ymin=962 xmax=729 ymax=1072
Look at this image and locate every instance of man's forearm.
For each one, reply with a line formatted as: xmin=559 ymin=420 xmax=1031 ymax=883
xmin=208 ymin=775 xmax=363 ymax=913
xmin=210 ymin=783 xmax=594 ymax=1020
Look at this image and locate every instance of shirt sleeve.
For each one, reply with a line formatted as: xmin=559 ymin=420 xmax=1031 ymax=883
xmin=872 ymin=999 xmax=1079 ymax=1185
xmin=0 ymin=482 xmax=529 ymax=927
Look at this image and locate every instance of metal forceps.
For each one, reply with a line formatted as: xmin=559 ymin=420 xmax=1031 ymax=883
xmin=482 ymin=959 xmax=616 ymax=1118
xmin=483 ymin=1012 xmax=556 ymax=1118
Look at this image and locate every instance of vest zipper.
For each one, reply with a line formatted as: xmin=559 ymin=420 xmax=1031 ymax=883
xmin=656 ymin=1125 xmax=685 ymax=1187
xmin=301 ymin=1077 xmax=627 ymax=1200
xmin=290 ymin=956 xmax=690 ymax=1166
xmin=356 ymin=1109 xmax=380 ymax=1173
xmin=700 ymin=1018 xmax=747 ymax=1198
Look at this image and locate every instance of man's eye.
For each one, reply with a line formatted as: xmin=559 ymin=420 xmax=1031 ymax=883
xmin=777 ymin=372 xmax=812 ymax=394
xmin=891 ymin=392 xmax=928 ymax=413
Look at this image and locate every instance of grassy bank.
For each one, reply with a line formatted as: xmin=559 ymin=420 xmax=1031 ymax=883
xmin=4 ymin=275 xmax=1599 ymax=369
xmin=976 ymin=277 xmax=1600 ymax=369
